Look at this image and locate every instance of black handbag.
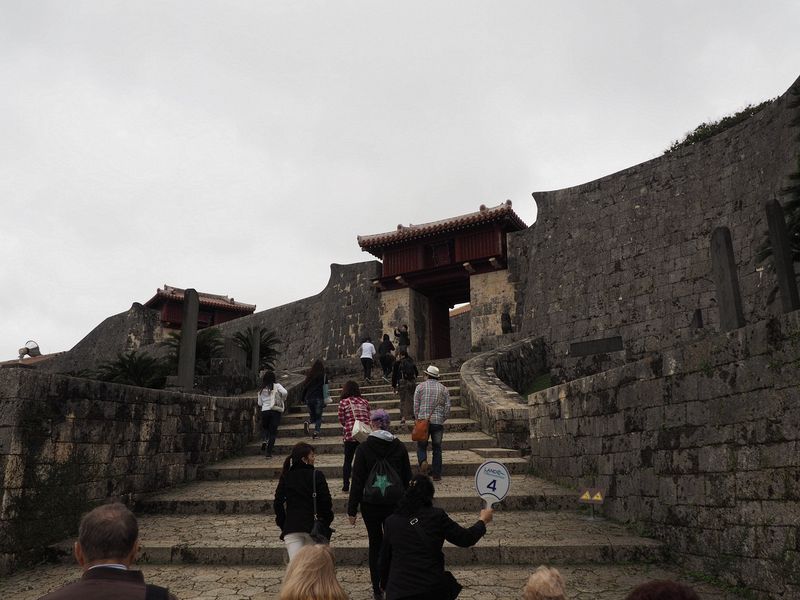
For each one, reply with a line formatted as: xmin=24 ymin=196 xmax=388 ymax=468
xmin=310 ymin=468 xmax=334 ymax=544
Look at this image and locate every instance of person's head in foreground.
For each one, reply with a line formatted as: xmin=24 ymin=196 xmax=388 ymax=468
xmin=625 ymin=580 xmax=701 ymax=600
xmin=279 ymin=544 xmax=347 ymax=600
xmin=522 ymin=565 xmax=567 ymax=600
xmin=74 ymin=502 xmax=139 ymax=570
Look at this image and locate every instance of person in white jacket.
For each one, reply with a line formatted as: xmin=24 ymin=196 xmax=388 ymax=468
xmin=359 ymin=337 xmax=377 ymax=382
xmin=257 ymin=371 xmax=288 ymax=458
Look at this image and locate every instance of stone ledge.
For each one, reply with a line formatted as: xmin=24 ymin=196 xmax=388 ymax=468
xmin=459 ymin=337 xmax=547 ymax=448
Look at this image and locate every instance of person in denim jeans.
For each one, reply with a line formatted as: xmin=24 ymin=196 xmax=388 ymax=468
xmin=301 ymin=359 xmax=327 ymax=439
xmin=413 ymin=365 xmax=450 ymax=481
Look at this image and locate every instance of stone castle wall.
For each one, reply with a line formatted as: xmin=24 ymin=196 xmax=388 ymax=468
xmin=213 ymin=261 xmax=382 ymax=371
xmin=508 ymin=76 xmax=800 ymax=379
xmin=39 ymin=303 xmax=164 ymax=375
xmin=0 ymin=365 xmax=271 ymax=575
xmin=527 ymin=310 xmax=800 ymax=598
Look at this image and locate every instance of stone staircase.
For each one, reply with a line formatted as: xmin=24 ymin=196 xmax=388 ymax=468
xmin=0 ymin=372 xmax=739 ymax=600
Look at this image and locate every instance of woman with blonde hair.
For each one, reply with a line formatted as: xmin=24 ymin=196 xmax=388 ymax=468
xmin=278 ymin=544 xmax=348 ymax=600
xmin=522 ymin=565 xmax=567 ymax=600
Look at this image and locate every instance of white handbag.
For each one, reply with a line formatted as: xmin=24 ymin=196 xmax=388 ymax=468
xmin=349 ymin=399 xmax=372 ymax=443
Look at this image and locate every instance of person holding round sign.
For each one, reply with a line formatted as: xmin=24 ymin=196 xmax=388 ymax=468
xmin=379 ymin=474 xmax=493 ymax=600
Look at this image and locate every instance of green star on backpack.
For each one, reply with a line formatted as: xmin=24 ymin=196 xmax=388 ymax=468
xmin=363 ymin=458 xmax=403 ymax=505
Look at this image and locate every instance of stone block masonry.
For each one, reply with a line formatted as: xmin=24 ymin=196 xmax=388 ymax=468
xmin=527 ymin=309 xmax=800 ymax=598
xmin=215 ymin=261 xmax=382 ymax=371
xmin=0 ymin=367 xmax=263 ymax=575
xmin=509 ymin=75 xmax=800 ymax=379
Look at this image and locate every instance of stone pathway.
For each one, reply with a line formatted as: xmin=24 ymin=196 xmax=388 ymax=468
xmin=0 ymin=563 xmax=741 ymax=599
xmin=0 ymin=372 xmax=743 ymax=599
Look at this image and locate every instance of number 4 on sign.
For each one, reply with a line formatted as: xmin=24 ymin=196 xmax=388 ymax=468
xmin=474 ymin=461 xmax=511 ymax=508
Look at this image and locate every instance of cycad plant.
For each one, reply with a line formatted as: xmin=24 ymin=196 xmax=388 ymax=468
xmin=160 ymin=328 xmax=225 ymax=376
xmin=96 ymin=350 xmax=169 ymax=388
xmin=232 ymin=326 xmax=282 ymax=371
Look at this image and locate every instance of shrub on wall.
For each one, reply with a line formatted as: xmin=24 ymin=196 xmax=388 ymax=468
xmin=664 ymin=98 xmax=776 ymax=154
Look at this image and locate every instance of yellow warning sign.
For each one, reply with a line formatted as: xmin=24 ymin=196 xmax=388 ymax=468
xmin=578 ymin=488 xmax=605 ymax=504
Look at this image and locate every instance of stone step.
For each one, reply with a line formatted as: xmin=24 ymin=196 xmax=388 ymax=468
xmin=280 ymin=405 xmax=469 ymax=422
xmin=272 ymin=417 xmax=482 ymax=439
xmin=286 ymin=394 xmax=462 ymax=414
xmin=136 ymin=475 xmax=575 ymax=515
xmin=246 ymin=431 xmax=497 ymax=455
xmin=471 ymin=447 xmax=521 ymax=459
xmin=198 ymin=451 xmax=528 ymax=481
xmin=329 ymin=378 xmax=461 ymax=395
xmin=80 ymin=511 xmax=663 ymax=566
xmin=1 ymin=562 xmax=740 ymax=600
xmin=48 ymin=512 xmax=664 ymax=568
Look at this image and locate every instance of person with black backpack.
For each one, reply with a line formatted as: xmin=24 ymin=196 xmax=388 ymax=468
xmin=391 ymin=351 xmax=418 ymax=425
xmin=347 ymin=409 xmax=413 ymax=600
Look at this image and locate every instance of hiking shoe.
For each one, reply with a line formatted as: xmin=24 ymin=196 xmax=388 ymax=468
xmin=312 ymin=431 xmax=319 ymax=440
xmin=342 ymin=484 xmax=350 ymax=492
xmin=261 ymin=442 xmax=266 ymax=451
xmin=303 ymin=421 xmax=310 ymax=436
xmin=419 ymin=460 xmax=430 ymax=475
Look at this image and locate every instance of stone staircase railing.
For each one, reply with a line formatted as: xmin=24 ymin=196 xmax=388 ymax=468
xmin=459 ymin=336 xmax=547 ymax=448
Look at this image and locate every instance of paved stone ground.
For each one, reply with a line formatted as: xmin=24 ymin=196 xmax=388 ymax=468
xmin=0 ymin=563 xmax=743 ymax=599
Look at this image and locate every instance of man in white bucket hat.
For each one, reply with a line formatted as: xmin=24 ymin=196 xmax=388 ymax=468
xmin=413 ymin=365 xmax=450 ymax=481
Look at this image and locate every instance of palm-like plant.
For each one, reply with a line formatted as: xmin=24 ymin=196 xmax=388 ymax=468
xmin=159 ymin=328 xmax=225 ymax=376
xmin=232 ymin=326 xmax=282 ymax=371
xmin=96 ymin=350 xmax=169 ymax=389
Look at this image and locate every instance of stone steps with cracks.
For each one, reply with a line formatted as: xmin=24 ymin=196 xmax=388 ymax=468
xmin=50 ymin=511 xmax=664 ymax=567
xmin=197 ymin=450 xmax=529 ymax=481
xmin=2 ymin=562 xmax=742 ymax=600
xmin=135 ymin=475 xmax=576 ymax=515
xmin=244 ymin=431 xmax=497 ymax=455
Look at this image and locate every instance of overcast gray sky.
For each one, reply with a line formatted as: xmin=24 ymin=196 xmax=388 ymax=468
xmin=2 ymin=1 xmax=799 ymax=359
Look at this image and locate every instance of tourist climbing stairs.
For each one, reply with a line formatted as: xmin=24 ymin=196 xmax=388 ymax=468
xmin=17 ymin=369 xmax=736 ymax=599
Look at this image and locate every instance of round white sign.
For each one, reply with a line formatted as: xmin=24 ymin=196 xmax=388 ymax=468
xmin=474 ymin=460 xmax=511 ymax=507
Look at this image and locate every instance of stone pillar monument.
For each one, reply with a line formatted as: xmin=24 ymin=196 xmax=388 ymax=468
xmin=710 ymin=227 xmax=745 ymax=331
xmin=765 ymin=199 xmax=800 ymax=313
xmin=177 ymin=288 xmax=199 ymax=390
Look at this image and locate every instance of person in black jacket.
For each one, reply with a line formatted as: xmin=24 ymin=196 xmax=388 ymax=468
xmin=302 ymin=359 xmax=327 ymax=439
xmin=347 ymin=409 xmax=413 ymax=600
xmin=273 ymin=442 xmax=334 ymax=561
xmin=379 ymin=474 xmax=493 ymax=600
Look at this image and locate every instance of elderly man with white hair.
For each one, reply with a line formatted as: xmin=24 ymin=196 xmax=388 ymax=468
xmin=413 ymin=365 xmax=451 ymax=481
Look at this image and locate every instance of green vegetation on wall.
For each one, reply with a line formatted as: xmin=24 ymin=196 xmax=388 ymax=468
xmin=664 ymin=99 xmax=776 ymax=154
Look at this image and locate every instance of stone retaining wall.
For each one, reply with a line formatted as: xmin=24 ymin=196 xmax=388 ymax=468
xmin=0 ymin=366 xmax=268 ymax=575
xmin=528 ymin=311 xmax=800 ymax=598
xmin=509 ymin=76 xmax=800 ymax=379
xmin=459 ymin=337 xmax=547 ymax=448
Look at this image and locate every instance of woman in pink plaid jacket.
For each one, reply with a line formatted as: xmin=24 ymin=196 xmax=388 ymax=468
xmin=337 ymin=380 xmax=371 ymax=493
